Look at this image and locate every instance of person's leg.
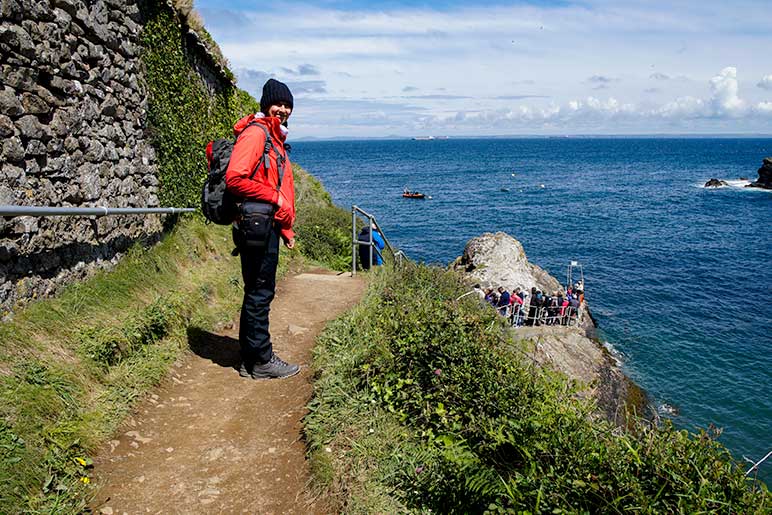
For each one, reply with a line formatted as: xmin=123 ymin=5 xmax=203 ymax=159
xmin=238 ymin=228 xmax=280 ymax=368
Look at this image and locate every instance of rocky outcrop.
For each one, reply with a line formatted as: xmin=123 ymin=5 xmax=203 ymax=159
xmin=0 ymin=1 xmax=230 ymax=316
xmin=452 ymin=232 xmax=649 ymax=425
xmin=747 ymin=157 xmax=772 ymax=190
xmin=451 ymin=232 xmax=562 ymax=294
xmin=704 ymin=178 xmax=729 ymax=188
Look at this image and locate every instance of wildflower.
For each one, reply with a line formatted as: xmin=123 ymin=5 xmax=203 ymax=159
xmin=433 ymin=369 xmax=442 ymax=376
xmin=75 ymin=457 xmax=87 ymax=466
xmin=416 ymin=465 xmax=425 ymax=474
xmin=80 ymin=476 xmax=90 ymax=484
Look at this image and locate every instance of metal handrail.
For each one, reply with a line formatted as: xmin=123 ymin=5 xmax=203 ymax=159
xmin=0 ymin=205 xmax=195 ymax=218
xmin=351 ymin=205 xmax=404 ymax=275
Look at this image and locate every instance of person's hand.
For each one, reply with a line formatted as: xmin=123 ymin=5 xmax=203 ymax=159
xmin=285 ymin=237 xmax=295 ymax=249
xmin=277 ymin=194 xmax=284 ymax=208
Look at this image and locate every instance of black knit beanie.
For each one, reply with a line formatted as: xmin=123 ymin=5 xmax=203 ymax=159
xmin=260 ymin=78 xmax=294 ymax=114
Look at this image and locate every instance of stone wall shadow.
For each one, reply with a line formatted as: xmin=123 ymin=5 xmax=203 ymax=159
xmin=187 ymin=327 xmax=240 ymax=370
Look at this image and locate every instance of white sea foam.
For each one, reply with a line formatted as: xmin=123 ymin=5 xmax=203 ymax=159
xmin=658 ymin=403 xmax=680 ymax=416
xmin=699 ymin=178 xmax=770 ymax=190
xmin=602 ymin=341 xmax=624 ymax=366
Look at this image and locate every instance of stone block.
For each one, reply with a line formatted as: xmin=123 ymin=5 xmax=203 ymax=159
xmin=33 ymin=85 xmax=63 ymax=108
xmin=0 ymin=87 xmax=23 ymax=116
xmin=23 ymin=159 xmax=39 ymax=175
xmin=1 ymin=136 xmax=25 ymax=162
xmin=96 ymin=124 xmax=116 ymax=141
xmin=63 ymin=135 xmax=78 ymax=152
xmin=97 ymin=160 xmax=111 ymax=178
xmin=1 ymin=164 xmax=23 ymax=181
xmin=21 ymin=92 xmax=50 ymax=114
xmin=84 ymin=140 xmax=104 ymax=162
xmin=100 ymin=95 xmax=117 ymax=117
xmin=49 ymin=75 xmax=84 ymax=97
xmin=0 ymin=114 xmax=15 ymax=136
xmin=15 ymin=114 xmax=45 ymax=139
xmin=0 ymin=0 xmax=23 ymax=22
xmin=46 ymin=137 xmax=63 ymax=153
xmin=1 ymin=65 xmax=38 ymax=91
xmin=104 ymin=141 xmax=119 ymax=161
xmin=78 ymin=163 xmax=101 ymax=200
xmin=25 ymin=139 xmax=46 ymax=155
xmin=0 ymin=243 xmax=19 ymax=264
xmin=49 ymin=108 xmax=74 ymax=136
xmin=51 ymin=0 xmax=81 ymax=19
xmin=12 ymin=216 xmax=38 ymax=234
xmin=0 ymin=23 xmax=36 ymax=59
xmin=21 ymin=0 xmax=53 ymax=21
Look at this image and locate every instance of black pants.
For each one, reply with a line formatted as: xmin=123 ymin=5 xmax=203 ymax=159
xmin=237 ymin=226 xmax=280 ymax=366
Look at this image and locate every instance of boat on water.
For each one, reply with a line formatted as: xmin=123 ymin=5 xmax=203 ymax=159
xmin=402 ymin=188 xmax=426 ymax=199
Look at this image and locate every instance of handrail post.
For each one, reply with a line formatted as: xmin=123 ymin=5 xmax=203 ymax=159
xmin=351 ymin=206 xmax=357 ymax=277
xmin=368 ymin=215 xmax=374 ymax=271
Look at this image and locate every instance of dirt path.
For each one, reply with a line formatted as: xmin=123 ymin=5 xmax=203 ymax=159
xmin=92 ymin=270 xmax=365 ymax=514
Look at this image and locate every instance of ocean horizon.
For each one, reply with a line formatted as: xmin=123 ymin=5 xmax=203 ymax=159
xmin=293 ymin=136 xmax=772 ymax=482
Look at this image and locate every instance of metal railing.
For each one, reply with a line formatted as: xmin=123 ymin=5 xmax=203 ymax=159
xmin=460 ymin=291 xmax=586 ymax=328
xmin=501 ymin=303 xmax=585 ymax=328
xmin=351 ymin=205 xmax=404 ymax=275
xmin=0 ymin=205 xmax=195 ymax=218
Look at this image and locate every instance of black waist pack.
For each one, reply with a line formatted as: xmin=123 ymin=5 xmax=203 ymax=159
xmin=237 ymin=201 xmax=276 ymax=248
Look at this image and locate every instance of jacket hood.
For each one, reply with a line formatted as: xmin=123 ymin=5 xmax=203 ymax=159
xmin=233 ymin=113 xmax=287 ymax=143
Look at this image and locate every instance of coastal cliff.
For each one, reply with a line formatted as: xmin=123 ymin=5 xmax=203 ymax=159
xmin=450 ymin=231 xmax=647 ymax=424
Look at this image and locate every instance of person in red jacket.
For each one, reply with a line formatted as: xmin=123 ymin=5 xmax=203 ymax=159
xmin=226 ymin=78 xmax=299 ymax=379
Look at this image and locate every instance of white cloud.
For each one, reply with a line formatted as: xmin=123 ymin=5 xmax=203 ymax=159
xmin=758 ymin=75 xmax=772 ymax=90
xmin=197 ymin=0 xmax=772 ymax=136
xmin=709 ymin=67 xmax=745 ymax=116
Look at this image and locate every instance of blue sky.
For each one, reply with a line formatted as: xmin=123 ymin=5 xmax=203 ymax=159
xmin=194 ymin=0 xmax=772 ymax=138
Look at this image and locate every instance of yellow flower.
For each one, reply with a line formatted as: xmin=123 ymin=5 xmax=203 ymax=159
xmin=80 ymin=476 xmax=90 ymax=484
xmin=75 ymin=457 xmax=87 ymax=466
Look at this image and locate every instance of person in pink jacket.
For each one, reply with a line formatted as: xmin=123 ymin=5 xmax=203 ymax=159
xmin=225 ymin=79 xmax=298 ymax=379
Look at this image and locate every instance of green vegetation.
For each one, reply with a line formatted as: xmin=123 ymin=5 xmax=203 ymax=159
xmin=0 ymin=0 xmax=356 ymax=509
xmin=305 ymin=264 xmax=770 ymax=513
xmin=293 ymin=165 xmax=353 ymax=271
xmin=140 ymin=2 xmax=258 ymax=209
xmin=0 ymin=219 xmax=248 ymax=512
xmin=0 ymin=165 xmax=351 ymax=513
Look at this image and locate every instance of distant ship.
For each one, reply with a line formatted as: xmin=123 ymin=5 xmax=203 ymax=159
xmin=413 ymin=136 xmax=435 ymax=141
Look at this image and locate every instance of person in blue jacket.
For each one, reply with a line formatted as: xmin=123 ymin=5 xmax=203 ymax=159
xmin=358 ymin=223 xmax=385 ymax=270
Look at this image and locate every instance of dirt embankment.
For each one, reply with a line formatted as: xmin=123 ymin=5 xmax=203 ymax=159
xmin=92 ymin=270 xmax=365 ymax=514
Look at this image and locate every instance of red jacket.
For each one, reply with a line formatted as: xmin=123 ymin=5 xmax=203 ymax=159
xmin=225 ymin=114 xmax=295 ymax=242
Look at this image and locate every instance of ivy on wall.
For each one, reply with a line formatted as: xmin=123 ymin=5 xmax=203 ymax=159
xmin=140 ymin=2 xmax=259 ymax=209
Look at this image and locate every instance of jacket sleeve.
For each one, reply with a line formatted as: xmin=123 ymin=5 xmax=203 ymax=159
xmin=225 ymin=127 xmax=281 ymax=205
xmin=274 ymin=159 xmax=296 ymax=242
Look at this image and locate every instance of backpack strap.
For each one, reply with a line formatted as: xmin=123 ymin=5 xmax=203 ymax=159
xmin=243 ymin=122 xmax=287 ymax=192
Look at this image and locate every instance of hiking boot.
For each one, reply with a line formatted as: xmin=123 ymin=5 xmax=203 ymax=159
xmin=241 ymin=353 xmax=300 ymax=379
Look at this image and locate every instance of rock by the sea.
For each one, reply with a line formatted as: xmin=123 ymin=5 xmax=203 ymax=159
xmin=450 ymin=232 xmax=562 ymax=294
xmin=704 ymin=178 xmax=729 ymax=188
xmin=746 ymin=157 xmax=772 ymax=189
xmin=452 ymin=231 xmax=651 ymax=424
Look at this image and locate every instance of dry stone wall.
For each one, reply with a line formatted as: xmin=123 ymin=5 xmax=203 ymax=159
xmin=0 ymin=0 xmax=227 ymax=316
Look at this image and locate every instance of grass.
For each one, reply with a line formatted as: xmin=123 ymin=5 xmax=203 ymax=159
xmin=305 ymin=263 xmax=771 ymax=513
xmin=0 ymin=217 xmax=253 ymax=512
xmin=0 ymin=163 xmax=351 ymax=513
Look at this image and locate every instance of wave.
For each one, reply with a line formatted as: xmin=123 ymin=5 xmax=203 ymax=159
xmin=699 ymin=178 xmax=770 ymax=191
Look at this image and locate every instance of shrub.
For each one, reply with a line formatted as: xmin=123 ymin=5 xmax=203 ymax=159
xmin=293 ymin=166 xmax=352 ymax=271
xmin=307 ymin=264 xmax=770 ymax=513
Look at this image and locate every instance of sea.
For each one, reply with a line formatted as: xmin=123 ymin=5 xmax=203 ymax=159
xmin=292 ymin=137 xmax=772 ymax=482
